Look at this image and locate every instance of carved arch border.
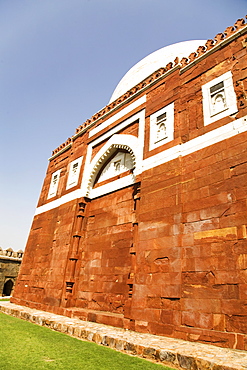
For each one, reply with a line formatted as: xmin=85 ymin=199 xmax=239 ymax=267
xmin=84 ymin=134 xmax=141 ymax=199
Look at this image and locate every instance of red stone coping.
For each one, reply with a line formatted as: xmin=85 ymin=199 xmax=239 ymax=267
xmin=51 ymin=16 xmax=247 ymax=159
xmin=1 ymin=301 xmax=247 ymax=370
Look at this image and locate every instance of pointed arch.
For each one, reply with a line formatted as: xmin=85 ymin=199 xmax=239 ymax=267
xmin=93 ymin=148 xmax=135 ymax=186
xmin=84 ymin=134 xmax=140 ymax=199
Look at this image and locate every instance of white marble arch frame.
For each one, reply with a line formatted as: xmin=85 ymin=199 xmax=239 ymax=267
xmin=82 ymin=134 xmax=141 ymax=199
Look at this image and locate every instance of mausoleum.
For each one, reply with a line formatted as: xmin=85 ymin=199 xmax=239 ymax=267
xmin=12 ymin=16 xmax=247 ymax=350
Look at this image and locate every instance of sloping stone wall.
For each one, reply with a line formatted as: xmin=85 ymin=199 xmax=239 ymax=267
xmin=12 ymin=17 xmax=247 ymax=349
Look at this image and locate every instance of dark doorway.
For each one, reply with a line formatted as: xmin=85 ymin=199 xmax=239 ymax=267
xmin=3 ymin=279 xmax=14 ymax=296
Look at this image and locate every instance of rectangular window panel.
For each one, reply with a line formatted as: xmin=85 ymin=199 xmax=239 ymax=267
xmin=149 ymin=102 xmax=174 ymax=151
xmin=47 ymin=170 xmax=61 ymax=199
xmin=66 ymin=156 xmax=83 ymax=189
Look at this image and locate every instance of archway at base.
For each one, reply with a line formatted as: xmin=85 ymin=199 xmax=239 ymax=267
xmin=2 ymin=279 xmax=14 ymax=296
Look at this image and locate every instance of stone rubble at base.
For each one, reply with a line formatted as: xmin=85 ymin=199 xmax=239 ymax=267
xmin=1 ymin=301 xmax=247 ymax=370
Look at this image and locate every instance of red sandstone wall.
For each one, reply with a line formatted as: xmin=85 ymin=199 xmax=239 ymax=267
xmin=14 ymin=200 xmax=77 ymax=308
xmin=75 ymin=188 xmax=134 ymax=314
xmin=12 ymin=22 xmax=247 ymax=349
xmin=133 ymin=131 xmax=247 ymax=348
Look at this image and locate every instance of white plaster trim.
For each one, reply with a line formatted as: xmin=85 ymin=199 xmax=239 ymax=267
xmin=142 ymin=115 xmax=247 ymax=172
xmin=35 ymin=115 xmax=247 ymax=215
xmin=35 ymin=189 xmax=83 ymax=215
xmin=0 ymin=256 xmax=22 ymax=262
xmin=89 ymin=110 xmax=145 ymax=147
xmin=89 ymin=95 xmax=146 ymax=137
xmin=90 ymin=174 xmax=135 ymax=199
xmin=143 ymin=144 xmax=181 ymax=172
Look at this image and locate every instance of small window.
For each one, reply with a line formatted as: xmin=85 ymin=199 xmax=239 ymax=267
xmin=47 ymin=170 xmax=61 ymax=199
xmin=209 ymin=81 xmax=227 ymax=116
xmin=66 ymin=157 xmax=83 ymax=190
xmin=149 ymin=102 xmax=174 ymax=151
xmin=155 ymin=112 xmax=167 ymax=143
xmin=202 ymin=71 xmax=238 ymax=126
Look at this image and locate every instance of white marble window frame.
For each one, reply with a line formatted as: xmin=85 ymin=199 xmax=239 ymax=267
xmin=202 ymin=71 xmax=238 ymax=126
xmin=149 ymin=102 xmax=174 ymax=151
xmin=66 ymin=156 xmax=83 ymax=190
xmin=47 ymin=169 xmax=61 ymax=199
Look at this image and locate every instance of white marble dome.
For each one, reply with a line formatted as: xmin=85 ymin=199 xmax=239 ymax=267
xmin=109 ymin=40 xmax=206 ymax=103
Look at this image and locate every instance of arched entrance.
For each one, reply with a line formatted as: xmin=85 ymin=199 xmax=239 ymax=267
xmin=3 ymin=279 xmax=14 ymax=296
xmin=70 ymin=139 xmax=140 ymax=323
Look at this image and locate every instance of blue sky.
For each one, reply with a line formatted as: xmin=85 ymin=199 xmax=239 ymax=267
xmin=0 ymin=0 xmax=246 ymax=251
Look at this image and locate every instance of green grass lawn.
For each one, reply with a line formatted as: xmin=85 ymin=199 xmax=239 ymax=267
xmin=0 ymin=312 xmax=173 ymax=369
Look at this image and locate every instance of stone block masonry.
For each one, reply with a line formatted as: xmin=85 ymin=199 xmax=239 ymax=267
xmin=12 ymin=16 xmax=247 ymax=350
